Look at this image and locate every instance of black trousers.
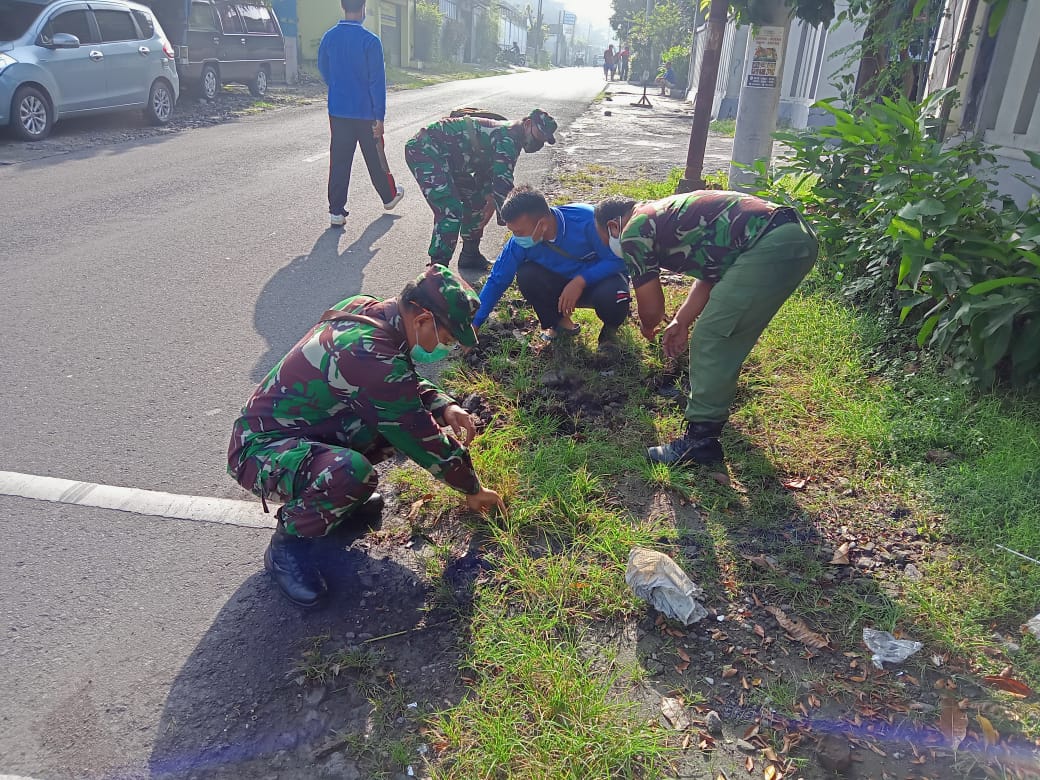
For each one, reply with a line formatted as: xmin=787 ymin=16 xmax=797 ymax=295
xmin=328 ymin=116 xmax=395 ymax=216
xmin=515 ymin=262 xmax=631 ymax=329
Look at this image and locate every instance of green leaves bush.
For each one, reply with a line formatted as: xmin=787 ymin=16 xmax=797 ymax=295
xmin=764 ymin=88 xmax=1040 ymax=385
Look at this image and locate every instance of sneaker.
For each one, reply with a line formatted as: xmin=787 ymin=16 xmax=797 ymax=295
xmin=329 ymin=213 xmax=346 ymax=227
xmin=383 ymin=184 xmax=405 ymax=210
xmin=646 ymin=421 xmax=726 ymax=466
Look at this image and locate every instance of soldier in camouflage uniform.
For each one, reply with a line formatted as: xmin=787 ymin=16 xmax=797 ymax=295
xmin=228 ymin=265 xmax=505 ymax=607
xmin=405 ymin=108 xmax=558 ymax=271
xmin=595 ymin=191 xmax=818 ymax=465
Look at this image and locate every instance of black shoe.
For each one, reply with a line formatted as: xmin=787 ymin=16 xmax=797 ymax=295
xmin=352 ymin=491 xmax=384 ymax=523
xmin=597 ymin=326 xmax=620 ymax=354
xmin=458 ymin=240 xmax=490 ymax=271
xmin=264 ymin=524 xmax=328 ymax=608
xmin=647 ymin=421 xmax=725 ymax=466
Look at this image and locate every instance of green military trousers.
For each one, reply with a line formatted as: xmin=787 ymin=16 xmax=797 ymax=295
xmin=685 ymin=220 xmax=819 ymax=423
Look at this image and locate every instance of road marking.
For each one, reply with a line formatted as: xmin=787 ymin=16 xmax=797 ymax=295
xmin=303 ymin=150 xmax=330 ymax=163
xmin=0 ymin=470 xmax=275 ymax=529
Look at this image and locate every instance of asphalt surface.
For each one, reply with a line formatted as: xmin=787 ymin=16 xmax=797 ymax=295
xmin=0 ymin=67 xmax=604 ymax=779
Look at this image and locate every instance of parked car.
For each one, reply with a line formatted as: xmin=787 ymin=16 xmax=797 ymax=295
xmin=144 ymin=0 xmax=285 ymax=100
xmin=0 ymin=0 xmax=179 ymax=140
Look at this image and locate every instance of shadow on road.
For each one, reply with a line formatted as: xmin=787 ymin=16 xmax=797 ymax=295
xmin=250 ymin=215 xmax=401 ymax=382
xmin=147 ymin=514 xmax=475 ymax=779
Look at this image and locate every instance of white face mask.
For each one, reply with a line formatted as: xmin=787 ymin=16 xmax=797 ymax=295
xmin=608 ymin=222 xmax=623 ymax=257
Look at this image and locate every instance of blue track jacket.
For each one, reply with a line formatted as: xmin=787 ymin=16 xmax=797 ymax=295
xmin=473 ymin=204 xmax=627 ymax=328
xmin=318 ymin=20 xmax=386 ymax=121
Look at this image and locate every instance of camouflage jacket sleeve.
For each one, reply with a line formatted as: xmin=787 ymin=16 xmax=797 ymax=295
xmin=418 ymin=377 xmax=455 ymax=419
xmin=620 ymin=212 xmax=660 ymax=288
xmin=487 ymin=130 xmax=521 ymax=210
xmin=350 ymin=349 xmax=481 ymax=494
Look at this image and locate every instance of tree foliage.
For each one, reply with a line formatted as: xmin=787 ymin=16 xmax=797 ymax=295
xmin=414 ymin=0 xmax=442 ymax=61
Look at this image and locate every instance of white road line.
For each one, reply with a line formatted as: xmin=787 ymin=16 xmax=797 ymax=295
xmin=303 ymin=150 xmax=330 ymax=163
xmin=0 ymin=470 xmax=276 ymax=529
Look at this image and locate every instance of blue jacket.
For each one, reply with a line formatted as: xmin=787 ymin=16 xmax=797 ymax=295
xmin=473 ymin=204 xmax=627 ymax=328
xmin=318 ymin=20 xmax=386 ymax=121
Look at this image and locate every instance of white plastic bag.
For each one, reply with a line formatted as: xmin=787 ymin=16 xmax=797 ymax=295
xmin=863 ymin=628 xmax=922 ymax=669
xmin=625 ymin=547 xmax=708 ymax=626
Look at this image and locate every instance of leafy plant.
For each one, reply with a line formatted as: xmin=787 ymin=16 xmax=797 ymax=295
xmin=414 ymin=0 xmax=442 ymax=62
xmin=762 ymin=88 xmax=1040 ymax=385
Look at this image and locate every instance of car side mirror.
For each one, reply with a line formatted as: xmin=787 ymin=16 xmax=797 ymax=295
xmin=49 ymin=33 xmax=81 ymax=49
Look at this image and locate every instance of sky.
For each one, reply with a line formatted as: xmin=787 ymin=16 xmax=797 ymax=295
xmin=556 ymin=0 xmax=614 ymax=31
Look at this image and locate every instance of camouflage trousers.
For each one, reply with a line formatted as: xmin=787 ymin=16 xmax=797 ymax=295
xmin=230 ymin=431 xmax=394 ymax=538
xmin=405 ymin=132 xmax=486 ymax=263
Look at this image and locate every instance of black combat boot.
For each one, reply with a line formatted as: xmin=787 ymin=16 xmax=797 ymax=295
xmin=647 ymin=420 xmax=725 ymax=466
xmin=264 ymin=518 xmax=328 ymax=608
xmin=457 ymin=239 xmax=490 ymax=271
xmin=352 ymin=491 xmax=384 ymax=523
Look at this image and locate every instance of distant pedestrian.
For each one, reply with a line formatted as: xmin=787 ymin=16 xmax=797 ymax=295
xmin=656 ymin=63 xmax=676 ymax=95
xmin=595 ymin=191 xmax=818 ymax=466
xmin=318 ymin=0 xmax=404 ymax=229
xmin=406 ymin=108 xmax=558 ymax=270
xmin=603 ymin=44 xmax=616 ymax=80
xmin=619 ymin=45 xmax=630 ymax=80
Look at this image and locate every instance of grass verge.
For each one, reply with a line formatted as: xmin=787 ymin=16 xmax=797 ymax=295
xmin=379 ymin=169 xmax=1040 ymax=777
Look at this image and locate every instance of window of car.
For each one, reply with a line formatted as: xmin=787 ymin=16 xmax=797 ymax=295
xmin=132 ymin=9 xmax=155 ymax=39
xmin=218 ymin=5 xmax=245 ymax=34
xmin=189 ymin=1 xmax=219 ymax=32
xmin=41 ymin=9 xmax=97 ymax=45
xmin=0 ymin=0 xmax=45 ymax=42
xmin=235 ymin=4 xmax=277 ymax=34
xmin=94 ymin=8 xmax=138 ymax=42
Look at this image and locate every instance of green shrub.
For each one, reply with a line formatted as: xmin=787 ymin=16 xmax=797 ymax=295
xmin=414 ymin=0 xmax=442 ymax=62
xmin=762 ymin=88 xmax=1040 ymax=386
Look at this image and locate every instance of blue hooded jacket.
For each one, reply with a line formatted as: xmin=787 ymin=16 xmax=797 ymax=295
xmin=318 ymin=20 xmax=386 ymax=121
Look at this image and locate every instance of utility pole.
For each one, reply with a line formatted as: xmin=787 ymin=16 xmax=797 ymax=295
xmin=555 ymin=10 xmax=563 ymax=65
xmin=535 ymin=0 xmax=543 ymax=67
xmin=729 ymin=0 xmax=792 ymax=190
xmin=678 ymin=0 xmax=728 ymax=192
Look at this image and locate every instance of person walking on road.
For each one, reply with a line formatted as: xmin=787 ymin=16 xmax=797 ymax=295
xmin=228 ymin=265 xmax=505 ymax=608
xmin=318 ymin=0 xmax=405 ymax=229
xmin=618 ymin=45 xmax=630 ymax=81
xmin=595 ymin=192 xmax=818 ymax=466
xmin=405 ymin=108 xmax=558 ymax=271
xmin=603 ymin=44 xmax=616 ymax=80
xmin=473 ymin=186 xmax=630 ymax=350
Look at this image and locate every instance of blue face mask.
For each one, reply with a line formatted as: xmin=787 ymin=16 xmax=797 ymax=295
xmin=410 ymin=314 xmax=454 ymax=363
xmin=514 ymin=234 xmax=538 ymax=248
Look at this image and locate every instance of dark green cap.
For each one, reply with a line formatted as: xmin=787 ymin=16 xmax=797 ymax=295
xmin=528 ymin=108 xmax=558 ymax=144
xmin=412 ymin=264 xmax=481 ymax=347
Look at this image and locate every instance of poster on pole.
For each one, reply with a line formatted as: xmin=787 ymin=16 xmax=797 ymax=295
xmin=746 ymin=26 xmax=784 ymax=89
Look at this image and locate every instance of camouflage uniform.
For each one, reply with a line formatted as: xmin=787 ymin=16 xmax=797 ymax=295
xmin=620 ymin=191 xmax=818 ymax=423
xmin=405 ymin=108 xmax=558 ymax=263
xmin=228 ymin=266 xmax=482 ymax=538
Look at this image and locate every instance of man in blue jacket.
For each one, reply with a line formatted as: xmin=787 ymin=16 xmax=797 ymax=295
xmin=473 ymin=186 xmax=631 ymax=350
xmin=318 ymin=0 xmax=405 ymax=228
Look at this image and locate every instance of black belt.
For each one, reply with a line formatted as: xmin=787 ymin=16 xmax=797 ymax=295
xmin=764 ymin=206 xmax=800 ymax=233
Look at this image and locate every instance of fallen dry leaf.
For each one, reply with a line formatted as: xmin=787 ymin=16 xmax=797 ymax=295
xmin=976 ymin=714 xmax=999 ymax=747
xmin=939 ymin=698 xmax=967 ymax=750
xmin=983 ymin=675 xmax=1034 ymax=698
xmin=754 ymin=624 xmax=767 ymax=639
xmin=742 ymin=554 xmax=779 ymax=571
xmin=407 ymin=493 xmax=434 ymax=520
xmin=710 ymin=471 xmax=732 ymax=486
xmin=675 ymin=661 xmax=690 ymax=674
xmin=829 ymin=542 xmax=851 ymax=566
xmin=745 ymin=754 xmax=755 ymax=773
xmin=764 ymin=606 xmax=830 ymax=649
xmin=661 ymin=697 xmax=691 ymax=730
xmin=743 ymin=724 xmax=760 ymax=740
xmin=782 ymin=476 xmax=808 ymax=490
xmin=763 ymin=764 xmax=781 ymax=780
xmin=722 ymin=666 xmax=739 ymax=679
xmin=677 ymin=648 xmax=691 ymax=663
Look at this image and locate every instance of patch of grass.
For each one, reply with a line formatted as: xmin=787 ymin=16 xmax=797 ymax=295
xmin=709 ymin=118 xmax=736 ymax=136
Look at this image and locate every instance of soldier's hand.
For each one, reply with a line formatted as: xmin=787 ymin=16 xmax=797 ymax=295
xmin=372 ymin=120 xmax=384 ymax=138
xmin=443 ymin=403 xmax=477 ymax=444
xmin=558 ymin=277 xmax=586 ymax=317
xmin=466 ymin=488 xmax=505 ymax=514
xmin=480 ymin=197 xmax=496 ymax=229
xmin=661 ymin=318 xmax=691 ymax=359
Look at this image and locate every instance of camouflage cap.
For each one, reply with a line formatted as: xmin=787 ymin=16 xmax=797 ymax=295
xmin=412 ymin=264 xmax=481 ymax=347
xmin=527 ymin=108 xmax=558 ymax=144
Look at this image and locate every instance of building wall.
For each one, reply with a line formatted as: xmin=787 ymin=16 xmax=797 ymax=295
xmin=298 ymin=0 xmax=414 ymax=65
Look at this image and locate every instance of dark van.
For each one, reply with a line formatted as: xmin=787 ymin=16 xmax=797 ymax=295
xmin=144 ymin=0 xmax=285 ymax=98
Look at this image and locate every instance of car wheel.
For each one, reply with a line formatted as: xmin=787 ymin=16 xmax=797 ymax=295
xmin=200 ymin=64 xmax=219 ymax=100
xmin=248 ymin=66 xmax=268 ymax=97
xmin=144 ymin=79 xmax=174 ymax=126
xmin=11 ymin=85 xmax=53 ymax=141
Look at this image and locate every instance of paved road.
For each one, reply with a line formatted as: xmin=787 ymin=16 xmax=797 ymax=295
xmin=0 ymin=67 xmax=604 ymax=780
xmin=0 ymin=66 xmax=602 ymax=497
